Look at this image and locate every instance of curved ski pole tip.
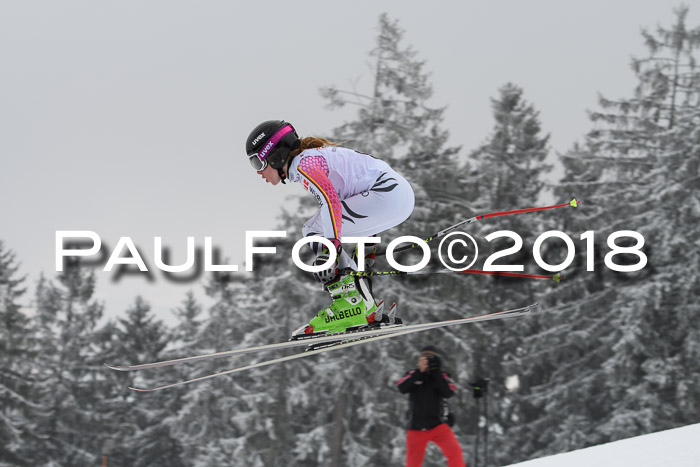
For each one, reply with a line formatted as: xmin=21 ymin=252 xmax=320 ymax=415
xmin=569 ymin=199 xmax=580 ymax=207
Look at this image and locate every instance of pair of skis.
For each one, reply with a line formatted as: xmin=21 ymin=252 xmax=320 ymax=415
xmin=106 ymin=303 xmax=538 ymax=392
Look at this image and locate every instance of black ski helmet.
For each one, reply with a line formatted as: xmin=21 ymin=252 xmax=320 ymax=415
xmin=245 ymin=120 xmax=300 ymax=174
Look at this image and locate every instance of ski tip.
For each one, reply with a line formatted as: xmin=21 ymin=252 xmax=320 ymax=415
xmin=128 ymin=386 xmax=151 ymax=393
xmin=104 ymin=363 xmax=127 ymax=371
xmin=552 ymin=273 xmax=561 ymax=283
xmin=569 ymin=198 xmax=581 ymax=207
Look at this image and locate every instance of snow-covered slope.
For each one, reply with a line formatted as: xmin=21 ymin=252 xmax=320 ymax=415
xmin=507 ymin=423 xmax=700 ymax=467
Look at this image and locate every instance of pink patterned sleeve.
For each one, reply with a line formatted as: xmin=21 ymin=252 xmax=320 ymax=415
xmin=297 ymin=156 xmax=343 ymax=240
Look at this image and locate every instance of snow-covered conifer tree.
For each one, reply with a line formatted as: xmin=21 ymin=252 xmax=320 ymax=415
xmin=0 ymin=242 xmax=39 ymax=466
xmin=32 ymin=262 xmax=105 ymax=465
xmin=461 ymin=83 xmax=552 ymax=466
xmin=507 ymin=6 xmax=700 ymax=462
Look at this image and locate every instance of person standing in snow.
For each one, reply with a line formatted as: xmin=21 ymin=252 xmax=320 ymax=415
xmin=245 ymin=120 xmax=415 ymax=338
xmin=396 ymin=345 xmax=465 ymax=467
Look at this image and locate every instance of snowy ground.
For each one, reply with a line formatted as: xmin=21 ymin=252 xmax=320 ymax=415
xmin=506 ymin=423 xmax=700 ymax=467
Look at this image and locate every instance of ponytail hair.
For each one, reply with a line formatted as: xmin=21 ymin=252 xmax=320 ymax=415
xmin=289 ymin=136 xmax=342 ymax=159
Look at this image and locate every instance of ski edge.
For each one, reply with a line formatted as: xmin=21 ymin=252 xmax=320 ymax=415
xmin=105 ymin=324 xmax=405 ymax=372
xmin=105 ymin=303 xmax=532 ymax=372
xmin=128 ymin=303 xmax=537 ymax=392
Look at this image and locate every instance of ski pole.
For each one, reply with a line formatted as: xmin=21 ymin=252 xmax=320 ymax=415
xmin=375 ymin=199 xmax=580 ymax=257
xmin=342 ymin=268 xmax=563 ymax=282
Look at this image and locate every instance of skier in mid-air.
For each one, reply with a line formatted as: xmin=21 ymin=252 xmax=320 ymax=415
xmin=245 ymin=120 xmax=415 ymax=338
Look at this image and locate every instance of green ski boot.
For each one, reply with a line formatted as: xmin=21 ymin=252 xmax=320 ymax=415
xmin=291 ymin=273 xmax=379 ymax=338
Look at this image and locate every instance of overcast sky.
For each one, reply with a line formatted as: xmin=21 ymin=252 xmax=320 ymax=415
xmin=1 ymin=1 xmax=695 ymax=322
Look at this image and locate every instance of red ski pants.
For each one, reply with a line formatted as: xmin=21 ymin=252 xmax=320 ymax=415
xmin=405 ymin=423 xmax=465 ymax=467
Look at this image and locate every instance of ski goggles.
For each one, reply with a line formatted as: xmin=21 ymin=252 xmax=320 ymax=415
xmin=247 ymin=124 xmax=294 ymax=171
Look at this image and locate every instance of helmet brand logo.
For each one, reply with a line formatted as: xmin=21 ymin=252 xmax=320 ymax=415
xmin=259 ymin=140 xmax=275 ymax=159
xmin=252 ymin=132 xmax=266 ymax=146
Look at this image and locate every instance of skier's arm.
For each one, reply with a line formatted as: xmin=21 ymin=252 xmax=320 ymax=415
xmin=296 ymin=156 xmax=343 ymax=241
xmin=396 ymin=370 xmax=425 ymax=394
xmin=432 ymin=371 xmax=457 ymax=399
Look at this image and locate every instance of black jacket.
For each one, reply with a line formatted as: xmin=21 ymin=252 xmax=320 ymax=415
xmin=396 ymin=368 xmax=457 ymax=430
